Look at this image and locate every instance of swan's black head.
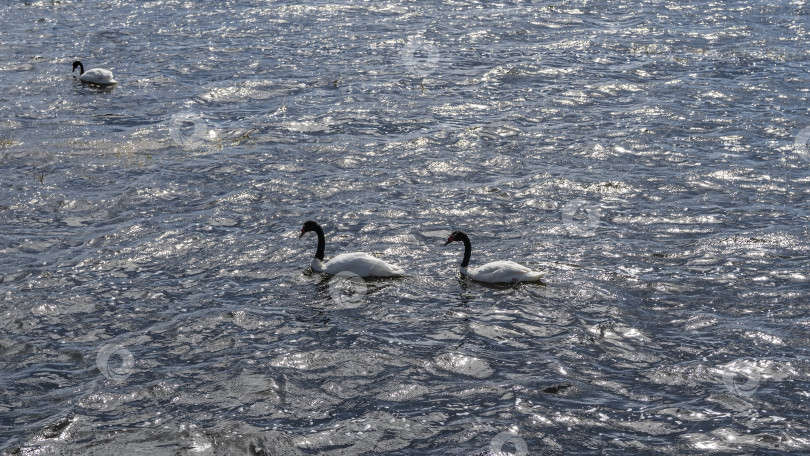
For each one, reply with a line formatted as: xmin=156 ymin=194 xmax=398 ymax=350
xmin=71 ymin=61 xmax=84 ymax=74
xmin=444 ymin=231 xmax=467 ymax=246
xmin=300 ymin=220 xmax=321 ymax=238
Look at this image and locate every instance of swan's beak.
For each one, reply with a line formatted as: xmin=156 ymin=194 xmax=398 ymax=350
xmin=444 ymin=235 xmax=454 ymax=245
xmin=299 ymin=229 xmax=306 ymax=238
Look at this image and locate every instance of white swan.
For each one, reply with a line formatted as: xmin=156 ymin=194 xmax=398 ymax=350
xmin=444 ymin=231 xmax=544 ymax=284
xmin=300 ymin=220 xmax=405 ymax=277
xmin=72 ymin=61 xmax=117 ymax=85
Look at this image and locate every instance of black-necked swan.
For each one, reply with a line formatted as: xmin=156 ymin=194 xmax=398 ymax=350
xmin=444 ymin=231 xmax=544 ymax=283
xmin=72 ymin=61 xmax=117 ymax=85
xmin=300 ymin=220 xmax=405 ymax=277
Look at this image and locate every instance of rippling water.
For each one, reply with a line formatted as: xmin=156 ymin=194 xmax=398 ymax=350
xmin=1 ymin=0 xmax=809 ymax=454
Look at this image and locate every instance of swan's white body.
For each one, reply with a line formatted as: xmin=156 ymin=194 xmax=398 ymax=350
xmin=72 ymin=61 xmax=117 ymax=85
xmin=312 ymin=252 xmax=405 ymax=277
xmin=80 ymin=68 xmax=117 ymax=85
xmin=446 ymin=231 xmax=544 ymax=284
xmin=301 ymin=221 xmax=405 ymax=278
xmin=461 ymin=261 xmax=544 ymax=284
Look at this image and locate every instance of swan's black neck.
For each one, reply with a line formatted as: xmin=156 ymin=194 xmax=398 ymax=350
xmin=72 ymin=61 xmax=84 ymax=75
xmin=456 ymin=232 xmax=472 ymax=268
xmin=312 ymin=224 xmax=326 ymax=261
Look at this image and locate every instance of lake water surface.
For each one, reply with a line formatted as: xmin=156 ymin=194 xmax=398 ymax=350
xmin=1 ymin=0 xmax=809 ymax=454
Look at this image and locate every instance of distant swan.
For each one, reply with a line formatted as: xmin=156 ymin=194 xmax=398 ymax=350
xmin=444 ymin=231 xmax=544 ymax=283
xmin=300 ymin=220 xmax=405 ymax=277
xmin=72 ymin=61 xmax=117 ymax=85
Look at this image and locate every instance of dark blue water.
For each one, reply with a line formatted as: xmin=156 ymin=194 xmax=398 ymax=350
xmin=1 ymin=0 xmax=809 ymax=454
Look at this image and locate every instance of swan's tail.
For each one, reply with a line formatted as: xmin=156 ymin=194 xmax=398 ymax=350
xmin=521 ymin=270 xmax=545 ymax=282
